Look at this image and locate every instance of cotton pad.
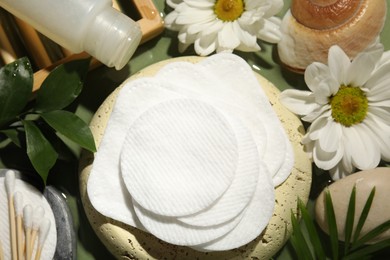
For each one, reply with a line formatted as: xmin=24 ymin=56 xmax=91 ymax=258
xmin=132 ymin=199 xmax=244 ymax=246
xmin=192 ymin=161 xmax=275 ymax=251
xmin=177 ymin=106 xmax=261 ymax=226
xmin=120 ymin=98 xmax=238 ymax=217
xmin=87 ymin=81 xmax=185 ymax=227
xmin=153 ymin=57 xmax=291 ymax=186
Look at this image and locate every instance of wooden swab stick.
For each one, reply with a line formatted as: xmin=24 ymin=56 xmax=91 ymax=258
xmin=34 ymin=219 xmax=50 ymax=260
xmin=23 ymin=205 xmax=33 ymax=260
xmin=29 ymin=206 xmax=44 ymax=257
xmin=0 ymin=240 xmax=4 ymax=260
xmin=5 ymin=170 xmax=17 ymax=260
xmin=14 ymin=192 xmax=24 ymax=260
xmin=14 ymin=193 xmax=24 ymax=258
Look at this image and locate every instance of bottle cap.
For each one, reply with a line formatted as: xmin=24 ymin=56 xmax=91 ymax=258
xmin=84 ymin=7 xmax=142 ymax=70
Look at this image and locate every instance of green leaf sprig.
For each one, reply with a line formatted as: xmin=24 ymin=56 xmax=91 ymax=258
xmin=290 ymin=186 xmax=390 ymax=259
xmin=0 ymin=57 xmax=96 ymax=184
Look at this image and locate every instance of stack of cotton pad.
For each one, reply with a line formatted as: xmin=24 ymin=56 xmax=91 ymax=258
xmin=80 ymin=53 xmax=312 ymax=259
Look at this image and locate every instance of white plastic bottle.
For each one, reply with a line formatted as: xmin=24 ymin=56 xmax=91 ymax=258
xmin=0 ymin=0 xmax=142 ymax=70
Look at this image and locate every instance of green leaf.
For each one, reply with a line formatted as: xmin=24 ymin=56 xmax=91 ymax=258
xmin=345 ymin=239 xmax=390 ymax=260
xmin=298 ymin=198 xmax=326 ymax=260
xmin=325 ymin=189 xmax=339 ymax=260
xmin=35 ymin=58 xmax=90 ymax=112
xmin=22 ymin=120 xmax=58 ymax=184
xmin=40 ymin=110 xmax=96 ymax=152
xmin=0 ymin=128 xmax=23 ymax=147
xmin=290 ymin=209 xmax=313 ymax=260
xmin=352 ymin=187 xmax=376 ymax=245
xmin=352 ymin=219 xmax=390 ymax=250
xmin=0 ymin=57 xmax=33 ymax=127
xmin=344 ymin=185 xmax=357 ymax=255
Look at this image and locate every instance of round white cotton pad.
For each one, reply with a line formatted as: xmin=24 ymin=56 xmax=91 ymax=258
xmin=120 ymin=98 xmax=238 ymax=217
xmin=153 ymin=59 xmax=288 ymax=185
xmin=178 ymin=113 xmax=260 ymax=227
xmin=192 ymin=161 xmax=275 ymax=251
xmin=132 ymin=199 xmax=244 ymax=246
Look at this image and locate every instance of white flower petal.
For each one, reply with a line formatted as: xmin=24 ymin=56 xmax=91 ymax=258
xmin=201 ymin=19 xmax=224 ymax=36
xmin=364 ymin=114 xmax=390 ymax=161
xmin=217 ymin=22 xmax=241 ymax=51
xmin=279 ymin=89 xmax=319 ymax=116
xmin=368 ymin=99 xmax=390 ymax=108
xmin=302 ymin=104 xmax=331 ymax=123
xmin=232 ymin=22 xmax=260 ymax=52
xmin=304 ymin=62 xmax=331 ymax=92
xmin=176 ymin=9 xmax=215 ymax=25
xmin=194 ymin=35 xmax=217 ymax=56
xmin=266 ymin=0 xmax=284 ymax=16
xmin=376 ymin=49 xmax=390 ymax=69
xmin=365 ymin=62 xmax=390 ymax=97
xmin=328 ymin=45 xmax=350 ymax=85
xmin=306 ymin=115 xmax=329 ymax=141
xmin=367 ymin=107 xmax=390 ymax=122
xmin=245 ymin=0 xmax=270 ymax=11
xmin=346 ymin=44 xmax=383 ymax=86
xmin=187 ymin=20 xmax=215 ymax=35
xmin=329 ymin=163 xmax=352 ymax=180
xmin=164 ymin=11 xmax=177 ymax=26
xmin=256 ymin=17 xmax=282 ymax=43
xmin=184 ymin=0 xmax=214 ymax=8
xmin=314 ymin=78 xmax=336 ymax=104
xmin=178 ymin=28 xmax=197 ymax=45
xmin=342 ymin=125 xmax=380 ymax=170
xmin=167 ymin=0 xmax=183 ymax=8
xmin=313 ymin=140 xmax=344 ymax=170
xmin=318 ymin=120 xmax=342 ymax=152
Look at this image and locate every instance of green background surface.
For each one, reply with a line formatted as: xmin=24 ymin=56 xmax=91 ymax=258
xmin=1 ymin=0 xmax=390 ymax=259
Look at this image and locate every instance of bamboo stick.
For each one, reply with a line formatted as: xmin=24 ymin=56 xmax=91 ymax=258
xmin=5 ymin=170 xmax=17 ymax=260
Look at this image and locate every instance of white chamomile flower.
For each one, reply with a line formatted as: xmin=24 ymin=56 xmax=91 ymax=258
xmin=280 ymin=44 xmax=390 ymax=180
xmin=164 ymin=0 xmax=284 ymax=56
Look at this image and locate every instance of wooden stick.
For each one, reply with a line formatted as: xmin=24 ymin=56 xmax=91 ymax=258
xmin=14 ymin=17 xmax=52 ymax=69
xmin=29 ymin=207 xmax=44 ymax=256
xmin=0 ymin=240 xmax=4 ymax=260
xmin=34 ymin=219 xmax=50 ymax=260
xmin=23 ymin=205 xmax=33 ymax=260
xmin=14 ymin=192 xmax=24 ymax=260
xmin=5 ymin=170 xmax=17 ymax=260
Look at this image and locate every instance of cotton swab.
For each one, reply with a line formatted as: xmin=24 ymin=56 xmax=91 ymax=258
xmin=23 ymin=205 xmax=33 ymax=260
xmin=5 ymin=170 xmax=17 ymax=260
xmin=29 ymin=206 xmax=44 ymax=257
xmin=14 ymin=192 xmax=24 ymax=260
xmin=34 ymin=218 xmax=50 ymax=260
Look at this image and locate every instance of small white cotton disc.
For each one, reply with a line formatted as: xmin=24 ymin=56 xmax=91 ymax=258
xmin=192 ymin=161 xmax=275 ymax=251
xmin=120 ymin=98 xmax=238 ymax=217
xmin=133 ymin=199 xmax=244 ymax=246
xmin=178 ymin=114 xmax=259 ymax=226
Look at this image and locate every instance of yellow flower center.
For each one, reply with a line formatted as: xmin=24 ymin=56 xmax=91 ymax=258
xmin=330 ymin=85 xmax=368 ymax=127
xmin=214 ymin=0 xmax=244 ymax=21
